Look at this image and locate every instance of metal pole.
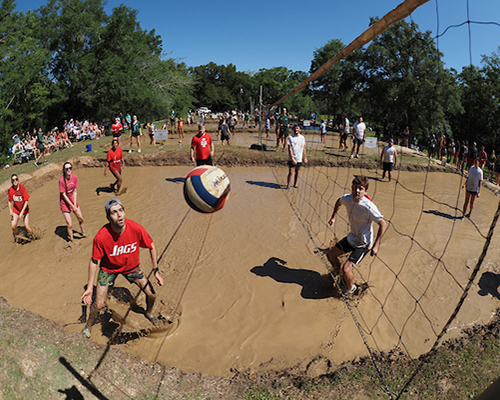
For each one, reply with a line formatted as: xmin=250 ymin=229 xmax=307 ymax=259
xmin=258 ymin=86 xmax=263 ymax=146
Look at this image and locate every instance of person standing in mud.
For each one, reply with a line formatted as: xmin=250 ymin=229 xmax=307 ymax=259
xmin=462 ymin=158 xmax=482 ymax=219
xmin=111 ymin=117 xmax=123 ymax=146
xmin=8 ymin=174 xmax=33 ymax=241
xmin=105 ymin=138 xmax=124 ymax=194
xmin=191 ymin=124 xmax=214 ymax=166
xmin=81 ymin=198 xmax=164 ymax=338
xmin=129 ymin=115 xmax=142 ymax=153
xmin=286 ymin=125 xmax=307 ymax=188
xmin=326 ymin=175 xmax=387 ymax=295
xmin=350 ymin=117 xmax=366 ymax=159
xmin=59 ymin=161 xmax=86 ymax=242
xmin=380 ymin=139 xmax=397 ymax=182
xmin=277 ymin=108 xmax=290 ymax=151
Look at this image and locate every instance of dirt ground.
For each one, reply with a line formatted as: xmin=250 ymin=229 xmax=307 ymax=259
xmin=1 ymin=128 xmax=500 ymax=398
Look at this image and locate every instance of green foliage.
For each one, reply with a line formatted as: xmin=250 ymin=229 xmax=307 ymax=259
xmin=309 ymin=39 xmax=359 ymax=118
xmin=451 ymin=51 xmax=500 ymax=150
xmin=189 ymin=62 xmax=255 ymax=111
xmin=254 ymin=67 xmax=313 ymax=116
xmin=0 ymin=0 xmax=53 ymax=152
xmin=356 ymin=19 xmax=461 ymax=140
xmin=0 ymin=0 xmax=192 ymax=158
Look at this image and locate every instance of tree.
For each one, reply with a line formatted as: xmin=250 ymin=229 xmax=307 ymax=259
xmin=357 ymin=19 xmax=461 ymax=139
xmin=190 ymin=62 xmax=254 ymax=112
xmin=0 ymin=0 xmax=52 ymax=154
xmin=253 ymin=67 xmax=313 ymax=117
xmin=36 ymin=0 xmax=191 ymax=123
xmin=309 ymin=39 xmax=358 ymax=118
xmin=451 ymin=50 xmax=500 ymax=150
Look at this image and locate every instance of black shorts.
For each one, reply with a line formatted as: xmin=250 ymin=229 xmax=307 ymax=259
xmin=335 ymin=237 xmax=370 ymax=265
xmin=288 ymin=161 xmax=302 ymax=169
xmin=196 ymin=157 xmax=213 ymax=166
xmin=383 ymin=162 xmax=393 ymax=172
xmin=466 ymin=189 xmax=478 ymax=196
xmin=113 ymin=133 xmax=121 ymax=138
xmin=131 ymin=132 xmax=140 ymax=137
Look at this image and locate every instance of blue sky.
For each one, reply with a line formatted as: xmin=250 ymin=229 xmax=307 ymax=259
xmin=16 ymin=0 xmax=500 ymax=73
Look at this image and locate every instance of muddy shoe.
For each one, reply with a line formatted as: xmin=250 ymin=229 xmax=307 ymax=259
xmin=343 ymin=284 xmax=357 ymax=295
xmin=146 ymin=313 xmax=160 ymax=326
xmin=82 ymin=326 xmax=91 ymax=338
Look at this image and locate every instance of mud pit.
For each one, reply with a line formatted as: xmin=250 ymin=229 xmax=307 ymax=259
xmin=1 ymin=163 xmax=500 ymax=378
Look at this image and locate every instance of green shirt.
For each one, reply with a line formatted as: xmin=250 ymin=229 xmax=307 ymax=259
xmin=279 ymin=115 xmax=289 ymax=133
xmin=132 ymin=120 xmax=141 ymax=134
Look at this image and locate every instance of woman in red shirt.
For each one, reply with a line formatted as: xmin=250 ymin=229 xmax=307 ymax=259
xmin=111 ymin=117 xmax=123 ymax=146
xmin=105 ymin=138 xmax=125 ymax=193
xmin=59 ymin=162 xmax=86 ymax=241
xmin=8 ymin=174 xmax=33 ymax=240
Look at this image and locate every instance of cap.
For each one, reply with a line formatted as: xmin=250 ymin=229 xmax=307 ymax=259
xmin=389 ymin=138 xmax=394 ymax=143
xmin=105 ymin=198 xmax=123 ymax=215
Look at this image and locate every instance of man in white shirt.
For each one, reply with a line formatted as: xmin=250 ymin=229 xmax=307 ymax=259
xmin=350 ymin=117 xmax=366 ymax=159
xmin=326 ymin=175 xmax=387 ymax=295
xmin=380 ymin=138 xmax=398 ymax=182
xmin=286 ymin=125 xmax=307 ymax=188
xmin=462 ymin=158 xmax=483 ymax=219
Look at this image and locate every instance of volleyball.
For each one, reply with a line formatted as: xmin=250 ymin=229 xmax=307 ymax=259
xmin=184 ymin=166 xmax=231 ymax=213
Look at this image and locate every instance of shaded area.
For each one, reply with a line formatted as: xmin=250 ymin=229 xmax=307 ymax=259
xmin=58 ymin=385 xmax=84 ymax=400
xmin=423 ymin=209 xmax=462 ymax=220
xmin=95 ymin=185 xmax=115 ymax=196
xmin=59 ymin=357 xmax=108 ymax=400
xmin=251 ymin=257 xmax=339 ymax=299
xmin=246 ymin=180 xmax=282 ymax=189
xmin=54 ymin=225 xmax=85 ymax=242
xmin=165 ymin=177 xmax=185 ymax=184
xmin=478 ymin=272 xmax=500 ymax=299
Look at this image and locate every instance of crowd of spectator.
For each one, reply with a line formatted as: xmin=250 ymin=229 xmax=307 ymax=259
xmin=393 ymin=128 xmax=500 ymax=185
xmin=7 ymin=119 xmax=105 ymax=166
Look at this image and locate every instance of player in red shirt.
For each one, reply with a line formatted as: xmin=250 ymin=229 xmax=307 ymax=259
xmin=111 ymin=117 xmax=123 ymax=146
xmin=81 ymin=198 xmax=164 ymax=338
xmin=105 ymin=138 xmax=125 ymax=193
xmin=60 ymin=161 xmax=86 ymax=241
xmin=190 ymin=124 xmax=214 ymax=166
xmin=8 ymin=174 xmax=33 ymax=240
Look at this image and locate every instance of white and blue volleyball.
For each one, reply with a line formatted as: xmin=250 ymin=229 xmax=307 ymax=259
xmin=184 ymin=166 xmax=231 ymax=213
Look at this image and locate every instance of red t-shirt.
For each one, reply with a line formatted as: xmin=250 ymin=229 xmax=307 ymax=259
xmin=92 ymin=219 xmax=153 ymax=274
xmin=8 ymin=184 xmax=30 ymax=215
xmin=191 ymin=132 xmax=212 ymax=160
xmin=107 ymin=147 xmax=123 ymax=172
xmin=112 ymin=122 xmax=123 ymax=135
xmin=59 ymin=174 xmax=79 ymax=212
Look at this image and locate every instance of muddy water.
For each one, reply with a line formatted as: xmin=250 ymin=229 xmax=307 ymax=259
xmin=1 ymin=164 xmax=499 ymax=377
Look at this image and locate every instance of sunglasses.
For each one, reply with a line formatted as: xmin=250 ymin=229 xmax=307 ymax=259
xmin=11 ymin=178 xmax=18 ymax=182
xmin=65 ymin=167 xmax=72 ymax=171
